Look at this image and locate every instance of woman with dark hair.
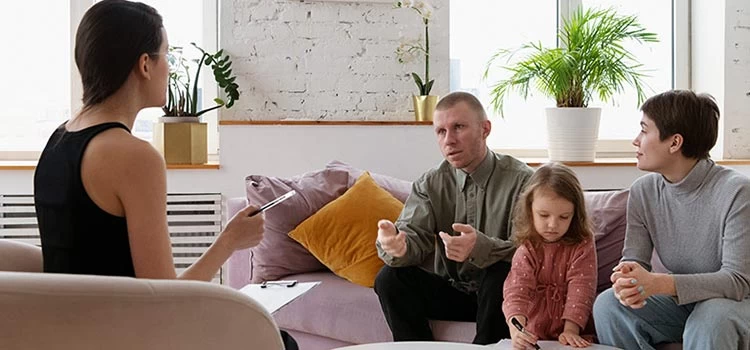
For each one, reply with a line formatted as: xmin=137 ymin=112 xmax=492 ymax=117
xmin=33 ymin=1 xmax=297 ymax=348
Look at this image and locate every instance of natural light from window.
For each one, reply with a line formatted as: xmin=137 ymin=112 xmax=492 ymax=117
xmin=0 ymin=0 xmax=216 ymax=155
xmin=450 ymin=1 xmax=673 ymax=151
xmin=0 ymin=1 xmax=71 ymax=152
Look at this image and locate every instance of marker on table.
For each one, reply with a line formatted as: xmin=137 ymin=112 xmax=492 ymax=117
xmin=511 ymin=317 xmax=541 ymax=350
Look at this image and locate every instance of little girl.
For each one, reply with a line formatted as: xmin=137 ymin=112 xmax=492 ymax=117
xmin=502 ymin=162 xmax=597 ymax=349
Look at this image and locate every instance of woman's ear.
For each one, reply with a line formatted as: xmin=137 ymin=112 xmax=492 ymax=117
xmin=135 ymin=53 xmax=152 ymax=80
xmin=668 ymin=134 xmax=684 ymax=154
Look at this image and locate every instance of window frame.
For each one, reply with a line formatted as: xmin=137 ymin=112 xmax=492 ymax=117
xmin=493 ymin=0 xmax=689 ymax=158
xmin=0 ymin=0 xmax=220 ymax=161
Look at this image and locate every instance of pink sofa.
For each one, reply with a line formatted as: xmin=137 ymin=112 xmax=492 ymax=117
xmin=226 ymin=187 xmax=681 ymax=350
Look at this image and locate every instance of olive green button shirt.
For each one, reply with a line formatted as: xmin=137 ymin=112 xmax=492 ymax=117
xmin=377 ymin=149 xmax=532 ymax=293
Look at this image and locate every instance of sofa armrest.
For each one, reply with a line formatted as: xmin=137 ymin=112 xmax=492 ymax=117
xmin=0 ymin=271 xmax=284 ymax=350
xmin=226 ymin=197 xmax=252 ymax=289
xmin=0 ymin=239 xmax=43 ymax=273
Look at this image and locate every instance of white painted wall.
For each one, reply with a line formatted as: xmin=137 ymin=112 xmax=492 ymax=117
xmin=5 ymin=125 xmax=749 ymax=199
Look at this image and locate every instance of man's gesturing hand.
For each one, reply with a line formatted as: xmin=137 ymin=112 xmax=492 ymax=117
xmin=376 ymin=219 xmax=407 ymax=258
xmin=438 ymin=223 xmax=478 ymax=262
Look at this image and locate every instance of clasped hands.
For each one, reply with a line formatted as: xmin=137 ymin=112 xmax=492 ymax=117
xmin=610 ymin=261 xmax=654 ymax=309
xmin=376 ymin=220 xmax=477 ymax=262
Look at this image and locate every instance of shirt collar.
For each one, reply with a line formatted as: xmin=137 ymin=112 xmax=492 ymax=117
xmin=455 ymin=148 xmax=494 ymax=192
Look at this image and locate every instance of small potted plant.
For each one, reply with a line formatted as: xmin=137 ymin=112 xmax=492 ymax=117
xmin=394 ymin=0 xmax=436 ymax=121
xmin=154 ymin=43 xmax=239 ymax=164
xmin=484 ymin=7 xmax=657 ymax=162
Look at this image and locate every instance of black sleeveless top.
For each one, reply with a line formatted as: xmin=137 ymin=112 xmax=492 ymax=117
xmin=34 ymin=122 xmax=136 ymax=277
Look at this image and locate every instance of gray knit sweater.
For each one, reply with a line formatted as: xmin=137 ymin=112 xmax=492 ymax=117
xmin=622 ymin=158 xmax=750 ymax=304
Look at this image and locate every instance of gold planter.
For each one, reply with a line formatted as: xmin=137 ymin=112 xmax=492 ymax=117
xmin=153 ymin=117 xmax=208 ymax=165
xmin=412 ymin=95 xmax=439 ymax=122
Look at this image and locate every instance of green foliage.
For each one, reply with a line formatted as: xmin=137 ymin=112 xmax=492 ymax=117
xmin=483 ymin=7 xmax=658 ymax=118
xmin=162 ymin=43 xmax=240 ymax=117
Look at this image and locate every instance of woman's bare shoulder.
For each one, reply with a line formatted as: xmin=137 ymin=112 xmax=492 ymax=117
xmin=85 ymin=127 xmax=166 ymax=176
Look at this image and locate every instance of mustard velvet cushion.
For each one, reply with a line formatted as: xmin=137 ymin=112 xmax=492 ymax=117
xmin=288 ymin=172 xmax=403 ymax=287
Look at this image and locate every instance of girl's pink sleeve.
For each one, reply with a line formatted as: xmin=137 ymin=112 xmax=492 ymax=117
xmin=562 ymin=238 xmax=598 ymax=329
xmin=502 ymin=242 xmax=538 ymax=320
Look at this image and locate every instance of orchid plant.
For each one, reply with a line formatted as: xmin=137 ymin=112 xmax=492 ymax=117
xmin=394 ymin=0 xmax=434 ymax=96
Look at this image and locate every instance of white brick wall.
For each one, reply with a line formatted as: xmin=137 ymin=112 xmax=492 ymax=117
xmin=725 ymin=0 xmax=750 ymax=158
xmin=220 ymin=0 xmax=449 ymax=121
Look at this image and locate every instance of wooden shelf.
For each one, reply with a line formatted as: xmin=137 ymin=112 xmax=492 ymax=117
xmin=219 ymin=120 xmax=433 ymax=126
xmin=0 ymin=160 xmax=220 ymax=171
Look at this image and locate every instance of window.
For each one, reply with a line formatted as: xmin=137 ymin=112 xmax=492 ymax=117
xmin=0 ymin=1 xmax=71 ymax=158
xmin=0 ymin=0 xmax=219 ymax=159
xmin=132 ymin=0 xmax=219 ymax=154
xmin=450 ymin=0 xmax=686 ymax=156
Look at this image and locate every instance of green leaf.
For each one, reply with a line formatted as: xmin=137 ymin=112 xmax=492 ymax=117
xmin=424 ymin=79 xmax=435 ymax=95
xmin=482 ymin=6 xmax=658 ymax=117
xmin=411 ymin=72 xmax=424 ymax=88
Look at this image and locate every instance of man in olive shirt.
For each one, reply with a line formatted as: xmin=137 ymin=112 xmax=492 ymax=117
xmin=374 ymin=92 xmax=533 ymax=344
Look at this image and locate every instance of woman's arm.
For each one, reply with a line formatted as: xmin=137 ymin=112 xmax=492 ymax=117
xmin=107 ymin=137 xmax=263 ymax=281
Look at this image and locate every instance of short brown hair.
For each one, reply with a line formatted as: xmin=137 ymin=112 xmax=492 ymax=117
xmin=640 ymin=90 xmax=720 ymax=159
xmin=435 ymin=91 xmax=487 ymax=121
xmin=512 ymin=163 xmax=592 ymax=246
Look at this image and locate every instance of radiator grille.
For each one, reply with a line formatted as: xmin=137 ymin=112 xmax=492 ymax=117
xmin=0 ymin=193 xmax=223 ymax=284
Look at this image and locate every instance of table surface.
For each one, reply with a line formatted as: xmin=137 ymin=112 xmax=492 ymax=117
xmin=335 ymin=340 xmax=623 ymax=350
xmin=334 ymin=342 xmax=485 ymax=350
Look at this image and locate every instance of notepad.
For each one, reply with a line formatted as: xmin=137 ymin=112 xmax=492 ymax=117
xmin=239 ymin=281 xmax=320 ymax=314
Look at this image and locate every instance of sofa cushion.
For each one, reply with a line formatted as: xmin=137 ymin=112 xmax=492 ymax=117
xmin=584 ymin=189 xmax=629 ymax=293
xmin=288 ymin=172 xmax=402 ymax=287
xmin=275 ymin=272 xmax=476 ymax=345
xmin=326 ymin=160 xmax=413 ymax=203
xmin=245 ymin=168 xmax=350 ymax=282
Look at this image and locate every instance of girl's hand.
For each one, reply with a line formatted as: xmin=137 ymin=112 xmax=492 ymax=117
xmin=559 ymin=331 xmax=591 ymax=348
xmin=509 ymin=320 xmax=539 ymax=350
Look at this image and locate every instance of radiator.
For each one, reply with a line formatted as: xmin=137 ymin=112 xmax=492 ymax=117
xmin=0 ymin=193 xmax=223 ymax=284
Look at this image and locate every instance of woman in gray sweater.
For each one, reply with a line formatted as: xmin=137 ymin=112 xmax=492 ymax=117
xmin=593 ymin=90 xmax=750 ymax=350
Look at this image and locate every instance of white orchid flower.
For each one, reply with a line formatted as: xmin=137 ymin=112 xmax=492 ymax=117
xmin=421 ymin=5 xmax=433 ymax=20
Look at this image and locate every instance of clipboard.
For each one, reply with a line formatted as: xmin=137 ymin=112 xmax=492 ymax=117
xmin=239 ymin=281 xmax=320 ymax=314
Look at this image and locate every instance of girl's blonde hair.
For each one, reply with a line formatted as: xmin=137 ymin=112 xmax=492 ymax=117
xmin=512 ymin=162 xmax=593 ymax=246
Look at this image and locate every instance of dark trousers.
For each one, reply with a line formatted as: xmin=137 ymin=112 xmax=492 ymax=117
xmin=280 ymin=330 xmax=298 ymax=350
xmin=373 ymin=261 xmax=511 ymax=345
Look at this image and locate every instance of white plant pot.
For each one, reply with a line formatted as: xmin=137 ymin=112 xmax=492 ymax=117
xmin=545 ymin=107 xmax=601 ymax=162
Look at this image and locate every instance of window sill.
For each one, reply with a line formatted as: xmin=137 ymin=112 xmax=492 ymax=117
xmin=219 ymin=120 xmax=433 ymax=126
xmin=520 ymin=157 xmax=750 ymax=167
xmin=0 ymin=160 xmax=221 ymax=171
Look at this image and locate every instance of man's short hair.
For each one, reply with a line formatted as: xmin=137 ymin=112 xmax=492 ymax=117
xmin=640 ymin=90 xmax=720 ymax=159
xmin=435 ymin=91 xmax=488 ymax=121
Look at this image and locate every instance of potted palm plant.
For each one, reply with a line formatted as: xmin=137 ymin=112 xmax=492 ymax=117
xmin=153 ymin=43 xmax=239 ymax=164
xmin=484 ymin=7 xmax=658 ymax=162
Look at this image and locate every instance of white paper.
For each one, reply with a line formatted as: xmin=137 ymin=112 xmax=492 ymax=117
xmin=490 ymin=340 xmax=622 ymax=350
xmin=239 ymin=281 xmax=320 ymax=314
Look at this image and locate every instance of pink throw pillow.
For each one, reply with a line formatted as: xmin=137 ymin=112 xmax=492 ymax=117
xmin=325 ymin=160 xmax=413 ymax=203
xmin=245 ymin=168 xmax=350 ymax=282
xmin=584 ymin=189 xmax=629 ymax=293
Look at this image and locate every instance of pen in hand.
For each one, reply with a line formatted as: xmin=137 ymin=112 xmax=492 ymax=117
xmin=511 ymin=317 xmax=541 ymax=350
